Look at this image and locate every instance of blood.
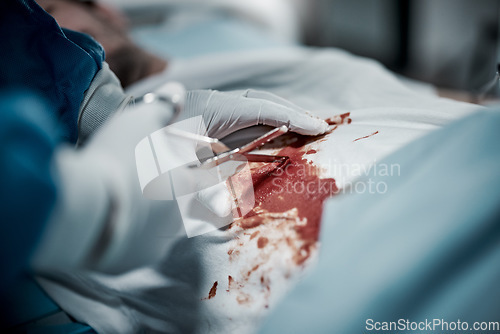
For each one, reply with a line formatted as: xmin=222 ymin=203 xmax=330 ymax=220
xmin=227 ymin=275 xmax=234 ymax=292
xmin=207 ymin=281 xmax=218 ymax=299
xmin=250 ymin=231 xmax=260 ymax=240
xmin=239 ymin=217 xmax=264 ymax=229
xmin=242 ymin=134 xmax=339 ymax=250
xmin=247 ymin=264 xmax=260 ymax=276
xmin=325 ymin=112 xmax=351 ymax=125
xmin=340 ymin=112 xmax=350 ymax=123
xmin=257 ymin=237 xmax=269 ymax=248
xmin=228 ymin=119 xmax=346 ymax=274
xmin=236 ymin=293 xmax=251 ymax=304
xmin=353 ymin=131 xmax=379 ymax=142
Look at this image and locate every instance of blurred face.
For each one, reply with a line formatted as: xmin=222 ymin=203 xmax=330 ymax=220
xmin=36 ymin=0 xmax=153 ymax=87
xmin=37 ymin=0 xmax=130 ymax=56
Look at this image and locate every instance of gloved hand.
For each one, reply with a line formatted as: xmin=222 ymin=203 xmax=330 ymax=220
xmin=32 ymin=86 xmax=328 ymax=273
xmin=180 ymin=89 xmax=329 ymax=139
xmin=176 ymin=89 xmax=328 ymax=224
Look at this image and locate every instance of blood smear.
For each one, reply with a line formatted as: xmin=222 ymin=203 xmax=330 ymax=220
xmin=325 ymin=112 xmax=351 ymax=125
xmin=225 ymin=120 xmax=349 ymax=302
xmin=207 ymin=281 xmax=218 ymax=299
xmin=244 ymin=134 xmax=339 ymax=245
xmin=353 ymin=131 xmax=379 ymax=142
xmin=227 ymin=276 xmax=234 ymax=292
xmin=257 ymin=237 xmax=269 ymax=248
xmin=249 ymin=231 xmax=260 ymax=240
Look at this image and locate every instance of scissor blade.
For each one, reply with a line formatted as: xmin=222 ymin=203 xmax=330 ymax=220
xmin=164 ymin=127 xmax=230 ymax=153
xmin=238 ymin=125 xmax=288 ymax=154
xmin=196 ymin=125 xmax=289 ymax=169
xmin=189 ymin=152 xmax=289 ymax=169
xmin=243 ymin=154 xmax=289 ymax=163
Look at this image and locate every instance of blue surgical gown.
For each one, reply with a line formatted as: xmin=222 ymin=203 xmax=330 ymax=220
xmin=0 ymin=0 xmax=105 ymax=143
xmin=0 ymin=0 xmax=105 ymax=331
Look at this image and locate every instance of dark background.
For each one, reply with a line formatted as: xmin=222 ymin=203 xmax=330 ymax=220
xmin=296 ymin=0 xmax=500 ymax=92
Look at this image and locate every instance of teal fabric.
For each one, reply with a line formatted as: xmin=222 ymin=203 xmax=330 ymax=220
xmin=29 ymin=323 xmax=96 ymax=334
xmin=0 ymin=91 xmax=58 ymax=292
xmin=0 ymin=0 xmax=105 ymax=142
xmin=0 ymin=2 xmax=102 ymax=331
xmin=0 ymin=91 xmax=95 ymax=333
xmin=1 ymin=275 xmax=60 ymax=328
xmin=260 ymin=109 xmax=500 ymax=333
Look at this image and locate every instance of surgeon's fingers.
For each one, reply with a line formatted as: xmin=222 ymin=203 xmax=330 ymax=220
xmin=230 ymin=89 xmax=326 ymax=124
xmin=242 ymin=90 xmax=307 ymax=112
xmin=256 ymin=100 xmax=329 ymax=136
xmin=242 ymin=89 xmax=328 ymax=136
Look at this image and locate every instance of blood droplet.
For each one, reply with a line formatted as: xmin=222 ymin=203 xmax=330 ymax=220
xmin=257 ymin=237 xmax=269 ymax=248
xmin=208 ymin=281 xmax=218 ymax=299
xmin=325 ymin=112 xmax=351 ymax=125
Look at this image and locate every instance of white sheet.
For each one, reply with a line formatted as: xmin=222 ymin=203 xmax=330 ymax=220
xmin=39 ymin=47 xmax=481 ymax=334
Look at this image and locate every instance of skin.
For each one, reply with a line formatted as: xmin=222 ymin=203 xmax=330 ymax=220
xmin=36 ymin=0 xmax=167 ymax=88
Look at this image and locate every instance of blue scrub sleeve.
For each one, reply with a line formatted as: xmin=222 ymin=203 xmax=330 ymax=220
xmin=0 ymin=0 xmax=105 ymax=143
xmin=260 ymin=109 xmax=500 ymax=333
xmin=0 ymin=90 xmax=59 ymax=291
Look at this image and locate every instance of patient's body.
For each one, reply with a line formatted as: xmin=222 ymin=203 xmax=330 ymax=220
xmin=36 ymin=0 xmax=167 ymax=87
xmin=36 ymin=43 xmax=481 ymax=333
xmin=34 ymin=1 xmax=490 ymax=333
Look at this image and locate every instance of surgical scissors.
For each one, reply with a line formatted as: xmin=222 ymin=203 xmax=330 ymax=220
xmin=134 ymin=83 xmax=289 ymax=169
xmin=198 ymin=125 xmax=289 ymax=168
xmin=165 ymin=125 xmax=290 ymax=169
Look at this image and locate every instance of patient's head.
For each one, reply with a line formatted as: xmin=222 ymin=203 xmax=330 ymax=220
xmin=36 ymin=0 xmax=166 ymax=88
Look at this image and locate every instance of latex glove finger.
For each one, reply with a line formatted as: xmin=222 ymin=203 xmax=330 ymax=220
xmin=254 ymin=99 xmax=329 ymax=136
xmin=228 ymin=89 xmax=328 ymax=135
xmin=224 ymin=89 xmax=303 ymax=111
xmin=183 ymin=90 xmax=328 ymax=139
xmin=242 ymin=89 xmax=310 ymax=113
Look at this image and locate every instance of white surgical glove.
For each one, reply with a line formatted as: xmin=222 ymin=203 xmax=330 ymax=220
xmin=180 ymin=89 xmax=329 ymax=139
xmin=32 ymin=87 xmax=327 ymax=273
